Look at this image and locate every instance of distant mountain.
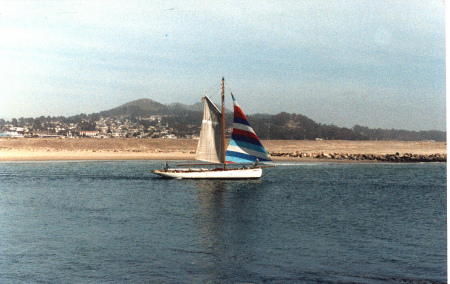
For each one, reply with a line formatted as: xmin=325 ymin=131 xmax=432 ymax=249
xmin=99 ymin=98 xmax=170 ymax=117
xmin=167 ymin=102 xmax=204 ymax=112
xmin=98 ymin=98 xmax=231 ymax=118
xmin=2 ymin=97 xmax=445 ymax=141
xmin=168 ymin=101 xmax=232 ymax=113
xmin=88 ymin=98 xmax=446 ymax=141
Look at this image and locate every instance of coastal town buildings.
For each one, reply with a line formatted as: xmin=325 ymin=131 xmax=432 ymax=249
xmin=0 ymin=113 xmax=445 ymax=142
xmin=0 ymin=115 xmax=196 ymax=139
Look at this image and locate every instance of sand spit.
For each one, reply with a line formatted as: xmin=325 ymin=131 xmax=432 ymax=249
xmin=0 ymin=138 xmax=446 ymax=162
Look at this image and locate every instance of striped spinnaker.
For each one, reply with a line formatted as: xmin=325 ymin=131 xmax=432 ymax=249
xmin=225 ymin=94 xmax=271 ymax=163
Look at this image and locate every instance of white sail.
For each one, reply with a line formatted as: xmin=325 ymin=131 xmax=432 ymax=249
xmin=195 ymin=96 xmax=224 ymax=164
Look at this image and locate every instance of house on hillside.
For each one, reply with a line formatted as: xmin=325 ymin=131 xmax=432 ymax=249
xmin=4 ymin=131 xmax=24 ymax=138
xmin=111 ymin=131 xmax=124 ymax=138
xmin=79 ymin=131 xmax=99 ymax=137
xmin=163 ymin=134 xmax=177 ymax=139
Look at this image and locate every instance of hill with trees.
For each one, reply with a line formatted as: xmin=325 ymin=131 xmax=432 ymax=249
xmin=0 ymin=99 xmax=446 ymax=142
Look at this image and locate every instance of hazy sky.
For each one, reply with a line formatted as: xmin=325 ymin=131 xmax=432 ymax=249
xmin=0 ymin=0 xmax=445 ymax=131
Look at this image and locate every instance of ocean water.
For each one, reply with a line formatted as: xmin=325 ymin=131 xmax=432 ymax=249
xmin=0 ymin=161 xmax=446 ymax=283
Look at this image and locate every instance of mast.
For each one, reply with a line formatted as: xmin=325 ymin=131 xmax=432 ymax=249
xmin=221 ymin=77 xmax=227 ymax=170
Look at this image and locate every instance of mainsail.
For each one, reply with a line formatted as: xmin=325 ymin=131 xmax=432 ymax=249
xmin=195 ymin=95 xmax=224 ymax=164
xmin=225 ymin=94 xmax=271 ymax=163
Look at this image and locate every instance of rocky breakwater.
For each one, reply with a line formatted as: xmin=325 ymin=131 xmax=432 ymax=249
xmin=269 ymin=151 xmax=447 ymax=163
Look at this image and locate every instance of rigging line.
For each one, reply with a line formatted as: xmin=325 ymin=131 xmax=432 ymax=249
xmin=222 ymin=78 xmax=239 ymax=95
xmin=202 ymin=81 xmax=222 ymax=100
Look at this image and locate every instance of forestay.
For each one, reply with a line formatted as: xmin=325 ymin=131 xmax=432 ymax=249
xmin=225 ymin=94 xmax=271 ymax=163
xmin=195 ymin=95 xmax=225 ymax=164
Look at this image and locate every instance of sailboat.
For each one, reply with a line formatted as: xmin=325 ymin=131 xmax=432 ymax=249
xmin=152 ymin=78 xmax=273 ymax=179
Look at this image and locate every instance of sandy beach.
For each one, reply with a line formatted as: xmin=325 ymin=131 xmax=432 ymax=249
xmin=0 ymin=138 xmax=446 ymax=162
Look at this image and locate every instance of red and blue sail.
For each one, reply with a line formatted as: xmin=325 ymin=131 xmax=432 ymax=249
xmin=225 ymin=94 xmax=272 ymax=163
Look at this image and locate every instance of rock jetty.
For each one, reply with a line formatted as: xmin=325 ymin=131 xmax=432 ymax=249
xmin=268 ymin=151 xmax=447 ymax=163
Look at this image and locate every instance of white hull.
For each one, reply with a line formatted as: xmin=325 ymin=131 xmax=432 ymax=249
xmin=152 ymin=167 xmax=262 ymax=179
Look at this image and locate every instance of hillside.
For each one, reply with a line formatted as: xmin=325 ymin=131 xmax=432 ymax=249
xmin=99 ymin=98 xmax=169 ymax=117
xmin=98 ymin=99 xmax=445 ymax=141
xmin=168 ymin=102 xmax=204 ymax=112
xmin=1 ymin=98 xmax=446 ymax=142
xmin=82 ymin=99 xmax=449 ymax=142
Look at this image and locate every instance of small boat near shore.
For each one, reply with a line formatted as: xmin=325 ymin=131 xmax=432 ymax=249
xmin=152 ymin=78 xmax=273 ymax=179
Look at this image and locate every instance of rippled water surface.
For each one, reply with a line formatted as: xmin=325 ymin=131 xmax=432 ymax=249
xmin=0 ymin=161 xmax=446 ymax=283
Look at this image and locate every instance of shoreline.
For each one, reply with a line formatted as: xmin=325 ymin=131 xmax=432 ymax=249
xmin=0 ymin=138 xmax=446 ymax=162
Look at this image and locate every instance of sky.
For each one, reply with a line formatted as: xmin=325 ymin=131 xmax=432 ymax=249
xmin=0 ymin=0 xmax=446 ymax=131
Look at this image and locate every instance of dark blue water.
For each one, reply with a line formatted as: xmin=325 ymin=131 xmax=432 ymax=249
xmin=0 ymin=161 xmax=446 ymax=283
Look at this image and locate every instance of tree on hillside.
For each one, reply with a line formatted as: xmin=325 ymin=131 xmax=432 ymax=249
xmin=33 ymin=119 xmax=42 ymax=131
xmin=78 ymin=121 xmax=97 ymax=131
